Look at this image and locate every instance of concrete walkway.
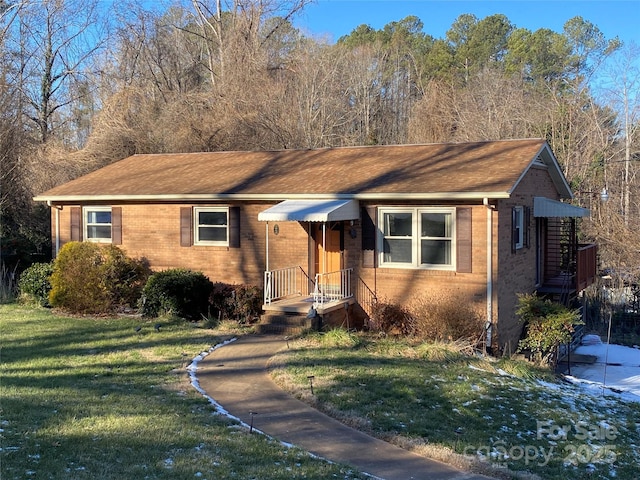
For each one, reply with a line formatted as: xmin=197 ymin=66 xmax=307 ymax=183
xmin=195 ymin=335 xmax=494 ymax=480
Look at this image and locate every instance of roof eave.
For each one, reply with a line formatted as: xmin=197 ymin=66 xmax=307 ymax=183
xmin=34 ymin=191 xmax=513 ymax=204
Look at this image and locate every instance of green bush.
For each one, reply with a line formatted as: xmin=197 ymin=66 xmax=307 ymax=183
xmin=139 ymin=269 xmax=214 ymax=320
xmin=49 ymin=242 xmax=149 ymax=314
xmin=18 ymin=262 xmax=54 ymax=306
xmin=516 ymin=293 xmax=583 ymax=367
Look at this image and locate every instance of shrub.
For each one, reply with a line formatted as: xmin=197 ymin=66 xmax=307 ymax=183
xmin=210 ymin=282 xmax=262 ymax=323
xmin=101 ymin=245 xmax=151 ymax=309
xmin=368 ymin=300 xmax=417 ymax=335
xmin=139 ymin=269 xmax=213 ymax=320
xmin=49 ymin=242 xmax=111 ymax=313
xmin=230 ymin=284 xmax=262 ymax=322
xmin=18 ymin=262 xmax=54 ymax=306
xmin=516 ymin=293 xmax=583 ymax=367
xmin=49 ymin=242 xmax=149 ymax=314
xmin=410 ymin=291 xmax=485 ymax=342
xmin=210 ymin=282 xmax=236 ymax=320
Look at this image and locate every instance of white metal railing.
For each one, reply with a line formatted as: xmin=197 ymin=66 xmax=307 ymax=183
xmin=313 ymin=268 xmax=353 ymax=307
xmin=264 ymin=266 xmax=304 ymax=305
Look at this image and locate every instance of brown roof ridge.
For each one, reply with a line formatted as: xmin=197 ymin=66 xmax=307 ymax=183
xmin=126 ymin=138 xmax=546 ymax=157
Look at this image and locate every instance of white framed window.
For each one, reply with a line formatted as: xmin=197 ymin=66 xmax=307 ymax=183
xmin=194 ymin=207 xmax=229 ymax=245
xmin=84 ymin=206 xmax=112 ymax=243
xmin=513 ymin=206 xmax=524 ymax=250
xmin=379 ymin=207 xmax=455 ymax=269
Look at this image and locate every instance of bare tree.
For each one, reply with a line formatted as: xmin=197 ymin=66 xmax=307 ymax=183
xmin=596 ymin=42 xmax=640 ymax=227
xmin=188 ymin=0 xmax=311 ymax=86
xmin=8 ymin=0 xmax=108 ymax=145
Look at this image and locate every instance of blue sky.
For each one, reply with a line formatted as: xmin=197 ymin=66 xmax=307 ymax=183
xmin=294 ymin=1 xmax=640 ymax=45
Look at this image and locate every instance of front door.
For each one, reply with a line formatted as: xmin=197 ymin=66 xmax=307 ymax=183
xmin=314 ymin=223 xmax=342 ymax=274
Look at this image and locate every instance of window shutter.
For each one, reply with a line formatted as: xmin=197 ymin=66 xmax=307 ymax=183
xmin=524 ymin=206 xmax=531 ymax=249
xmin=180 ymin=207 xmax=193 ymax=247
xmin=111 ymin=207 xmax=122 ymax=245
xmin=511 ymin=207 xmax=517 ymax=253
xmin=456 ymin=207 xmax=472 ymax=273
xmin=361 ymin=206 xmax=377 ymax=268
xmin=229 ymin=206 xmax=240 ymax=248
xmin=70 ymin=207 xmax=82 ymax=241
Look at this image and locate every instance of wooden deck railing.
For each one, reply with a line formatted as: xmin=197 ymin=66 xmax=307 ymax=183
xmin=576 ymin=243 xmax=598 ymax=291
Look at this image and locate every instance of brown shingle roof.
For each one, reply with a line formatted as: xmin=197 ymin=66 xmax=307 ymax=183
xmin=35 ymin=139 xmax=558 ymax=201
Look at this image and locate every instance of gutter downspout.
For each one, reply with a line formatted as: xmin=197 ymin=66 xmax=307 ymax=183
xmin=483 ymin=198 xmax=496 ymax=352
xmin=47 ymin=201 xmax=62 ymax=257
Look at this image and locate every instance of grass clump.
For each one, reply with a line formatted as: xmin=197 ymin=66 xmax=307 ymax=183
xmin=0 ymin=304 xmax=367 ymax=480
xmin=0 ymin=262 xmax=19 ymax=303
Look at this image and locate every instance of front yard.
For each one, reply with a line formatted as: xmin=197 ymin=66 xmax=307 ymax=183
xmin=0 ymin=304 xmax=366 ymax=480
xmin=269 ymin=330 xmax=640 ymax=480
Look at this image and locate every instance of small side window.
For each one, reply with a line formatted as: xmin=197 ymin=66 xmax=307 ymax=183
xmin=84 ymin=207 xmax=112 ymax=243
xmin=513 ymin=206 xmax=524 ymax=251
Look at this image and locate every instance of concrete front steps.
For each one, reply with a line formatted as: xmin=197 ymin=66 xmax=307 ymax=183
xmin=256 ymin=313 xmax=315 ymax=335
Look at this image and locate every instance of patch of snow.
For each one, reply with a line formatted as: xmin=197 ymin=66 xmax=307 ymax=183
xmin=564 ymin=343 xmax=640 ymax=402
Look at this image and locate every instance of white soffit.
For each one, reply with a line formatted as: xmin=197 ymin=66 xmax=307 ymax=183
xmin=533 ymin=197 xmax=590 ymax=218
xmin=258 ymin=199 xmax=360 ymax=222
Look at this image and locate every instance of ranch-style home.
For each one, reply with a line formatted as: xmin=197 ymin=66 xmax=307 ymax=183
xmin=35 ymin=139 xmax=597 ymax=353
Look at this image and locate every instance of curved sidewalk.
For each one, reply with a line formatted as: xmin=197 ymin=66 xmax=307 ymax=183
xmin=195 ymin=334 xmax=494 ymax=480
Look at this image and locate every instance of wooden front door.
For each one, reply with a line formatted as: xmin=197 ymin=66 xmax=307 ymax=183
xmin=314 ymin=223 xmax=342 ymax=274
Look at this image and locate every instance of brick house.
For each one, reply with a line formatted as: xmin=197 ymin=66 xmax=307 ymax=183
xmin=34 ymin=139 xmax=597 ymax=353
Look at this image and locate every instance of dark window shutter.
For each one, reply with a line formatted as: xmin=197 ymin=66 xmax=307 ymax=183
xmin=511 ymin=207 xmax=517 ymax=253
xmin=456 ymin=207 xmax=472 ymax=273
xmin=70 ymin=207 xmax=82 ymax=241
xmin=524 ymin=206 xmax=531 ymax=249
xmin=229 ymin=206 xmax=240 ymax=248
xmin=362 ymin=206 xmax=377 ymax=268
xmin=180 ymin=207 xmax=193 ymax=247
xmin=111 ymin=207 xmax=122 ymax=245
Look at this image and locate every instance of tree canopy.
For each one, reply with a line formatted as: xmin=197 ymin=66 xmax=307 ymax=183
xmin=1 ymin=0 xmax=638 ymax=284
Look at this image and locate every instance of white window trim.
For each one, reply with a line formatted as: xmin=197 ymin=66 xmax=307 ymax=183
xmin=378 ymin=206 xmax=456 ymax=270
xmin=194 ymin=206 xmax=229 ymax=246
xmin=514 ymin=206 xmax=524 ymax=250
xmin=83 ymin=206 xmax=112 ymax=243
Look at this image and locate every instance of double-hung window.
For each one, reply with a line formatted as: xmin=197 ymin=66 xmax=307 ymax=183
xmin=513 ymin=206 xmax=524 ymax=250
xmin=194 ymin=207 xmax=229 ymax=245
xmin=84 ymin=207 xmax=112 ymax=243
xmin=379 ymin=207 xmax=455 ymax=269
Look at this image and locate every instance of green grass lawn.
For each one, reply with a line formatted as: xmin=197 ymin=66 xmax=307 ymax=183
xmin=0 ymin=304 xmax=367 ymax=480
xmin=270 ymin=330 xmax=640 ymax=480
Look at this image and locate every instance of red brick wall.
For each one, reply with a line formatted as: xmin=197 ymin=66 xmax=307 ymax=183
xmin=352 ymin=203 xmax=490 ymax=329
xmin=53 ymin=202 xmax=309 ymax=287
xmin=494 ymin=165 xmax=562 ymax=353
